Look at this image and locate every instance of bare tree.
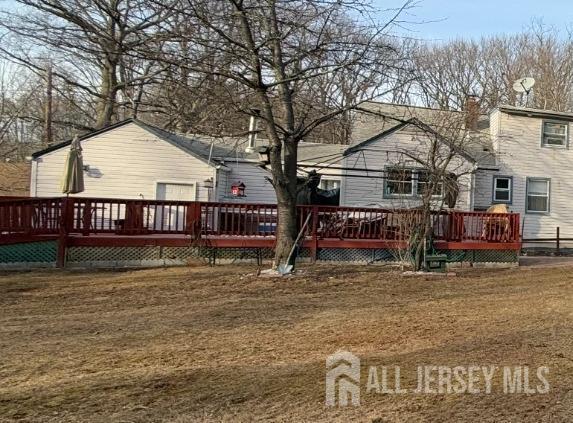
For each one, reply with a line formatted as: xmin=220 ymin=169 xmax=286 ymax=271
xmin=346 ymin=108 xmax=483 ymax=270
xmin=165 ymin=0 xmax=414 ymax=267
xmin=0 ymin=60 xmax=41 ymax=157
xmin=0 ymin=0 xmax=174 ymax=128
xmin=401 ymin=115 xmax=476 ymax=270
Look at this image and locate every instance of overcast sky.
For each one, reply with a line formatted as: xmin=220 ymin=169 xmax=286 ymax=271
xmin=374 ymin=0 xmax=573 ymax=41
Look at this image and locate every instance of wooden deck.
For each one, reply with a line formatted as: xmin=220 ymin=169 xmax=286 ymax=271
xmin=0 ymin=197 xmax=522 ymax=266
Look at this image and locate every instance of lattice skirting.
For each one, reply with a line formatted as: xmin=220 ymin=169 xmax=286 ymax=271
xmin=66 ymin=246 xmax=518 ymax=266
xmin=66 ymin=246 xmax=278 ymax=266
xmin=0 ymin=241 xmax=519 ymax=268
xmin=317 ymin=249 xmax=518 ymax=264
xmin=0 ymin=241 xmax=57 ymax=267
xmin=434 ymin=249 xmax=519 ymax=263
xmin=317 ymin=248 xmax=398 ymax=263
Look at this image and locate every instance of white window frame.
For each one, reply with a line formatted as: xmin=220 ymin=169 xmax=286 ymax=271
xmin=384 ymin=167 xmax=443 ymax=199
xmin=493 ymin=176 xmax=512 ymax=204
xmin=155 ymin=180 xmax=198 ymax=201
xmin=416 ymin=170 xmax=444 ymax=197
xmin=384 ymin=167 xmax=414 ymax=197
xmin=319 ymin=178 xmax=340 ymax=191
xmin=541 ymin=120 xmax=568 ymax=148
xmin=526 ymin=177 xmax=550 ymax=214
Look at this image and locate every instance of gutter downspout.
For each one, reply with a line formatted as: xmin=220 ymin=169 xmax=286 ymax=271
xmin=30 ymin=159 xmax=38 ymax=196
xmin=469 ymin=163 xmax=479 ymax=211
xmin=212 ymin=166 xmax=219 ymax=202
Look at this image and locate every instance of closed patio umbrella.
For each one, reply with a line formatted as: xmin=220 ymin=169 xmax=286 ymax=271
xmin=61 ymin=136 xmax=85 ymax=194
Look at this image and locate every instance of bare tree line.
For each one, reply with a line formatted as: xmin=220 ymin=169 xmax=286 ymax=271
xmin=0 ymin=0 xmax=411 ymax=150
xmin=396 ymin=22 xmax=573 ymax=112
xmin=2 ymin=2 xmax=573 ymax=157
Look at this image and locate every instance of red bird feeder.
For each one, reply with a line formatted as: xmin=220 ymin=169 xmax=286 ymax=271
xmin=231 ymin=182 xmax=246 ymax=197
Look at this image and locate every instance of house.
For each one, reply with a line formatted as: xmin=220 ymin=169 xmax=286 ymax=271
xmin=341 ymin=101 xmax=573 ymax=242
xmin=476 ymin=105 xmax=573 ymax=241
xmin=30 ymin=118 xmax=345 ymax=203
xmin=29 ymin=102 xmax=573 ymax=243
xmin=339 ymin=101 xmax=494 ymax=211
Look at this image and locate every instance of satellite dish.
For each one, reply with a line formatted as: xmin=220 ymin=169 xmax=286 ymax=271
xmin=513 ymin=77 xmax=536 ymax=94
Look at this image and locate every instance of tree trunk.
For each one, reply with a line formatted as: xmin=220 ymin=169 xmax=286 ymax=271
xmin=413 ymin=209 xmax=433 ymax=271
xmin=95 ymin=57 xmax=118 ymax=128
xmin=414 ymin=237 xmax=425 ymax=271
xmin=272 ymin=138 xmax=299 ymax=268
xmin=44 ymin=64 xmax=53 ymax=145
xmin=274 ymin=199 xmax=298 ymax=266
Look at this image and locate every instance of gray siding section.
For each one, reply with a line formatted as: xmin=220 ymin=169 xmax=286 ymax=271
xmin=216 ymin=160 xmax=342 ymax=204
xmin=340 ymin=128 xmax=474 ymax=210
xmin=474 ymin=169 xmax=496 ymax=210
xmin=218 ymin=161 xmax=276 ymax=203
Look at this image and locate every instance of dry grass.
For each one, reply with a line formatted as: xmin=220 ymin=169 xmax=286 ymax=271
xmin=0 ymin=163 xmax=29 ymax=196
xmin=0 ymin=264 xmax=572 ymax=422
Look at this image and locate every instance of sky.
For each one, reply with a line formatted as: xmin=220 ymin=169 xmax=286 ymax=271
xmin=374 ymin=0 xmax=573 ymax=41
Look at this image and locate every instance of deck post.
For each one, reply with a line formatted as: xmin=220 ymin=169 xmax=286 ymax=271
xmin=23 ymin=202 xmax=33 ymax=235
xmin=447 ymin=211 xmax=456 ymax=241
xmin=56 ymin=197 xmax=73 ymax=268
xmin=556 ymin=226 xmax=560 ymax=254
xmin=186 ymin=202 xmax=202 ymax=239
xmin=310 ymin=206 xmax=319 ymax=262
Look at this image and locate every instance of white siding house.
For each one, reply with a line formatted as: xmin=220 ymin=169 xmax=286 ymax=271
xmin=338 ymin=102 xmax=494 ymax=211
xmin=31 ymin=120 xmax=221 ymax=201
xmin=30 ymin=119 xmax=345 ymax=205
xmin=474 ymin=106 xmax=573 ymax=241
xmin=33 ymin=103 xmax=573 ymax=243
xmin=343 ymin=101 xmax=573 ymax=243
xmin=340 ymin=122 xmax=476 ymax=210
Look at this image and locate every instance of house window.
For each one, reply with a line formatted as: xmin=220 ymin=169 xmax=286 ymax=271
xmin=385 ymin=167 xmax=443 ymax=198
xmin=526 ymin=178 xmax=550 ymax=213
xmin=385 ymin=168 xmax=413 ymax=196
xmin=493 ymin=176 xmax=512 ymax=203
xmin=319 ymin=179 xmax=340 ymax=191
xmin=542 ymin=121 xmax=568 ymax=147
xmin=416 ymin=170 xmax=444 ymax=196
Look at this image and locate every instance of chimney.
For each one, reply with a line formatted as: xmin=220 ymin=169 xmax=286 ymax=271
xmin=245 ymin=111 xmax=260 ymax=153
xmin=464 ymin=95 xmax=480 ymax=131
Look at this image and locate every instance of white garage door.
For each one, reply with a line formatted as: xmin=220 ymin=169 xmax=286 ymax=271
xmin=156 ymin=183 xmax=197 ymax=201
xmin=156 ymin=183 xmax=196 ymax=230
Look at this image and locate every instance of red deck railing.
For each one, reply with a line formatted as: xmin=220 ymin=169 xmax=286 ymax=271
xmin=0 ymin=197 xmax=62 ymax=235
xmin=0 ymin=196 xmax=521 ymax=244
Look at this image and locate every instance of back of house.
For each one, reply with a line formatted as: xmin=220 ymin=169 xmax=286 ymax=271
xmin=28 ymin=101 xmax=573 ymax=245
xmin=30 ymin=118 xmax=345 ymax=205
xmin=341 ymin=101 xmax=573 ymax=245
xmin=476 ymin=106 xmax=573 ymax=245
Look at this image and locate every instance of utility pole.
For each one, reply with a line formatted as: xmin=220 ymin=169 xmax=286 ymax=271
xmin=44 ymin=63 xmax=53 ymax=146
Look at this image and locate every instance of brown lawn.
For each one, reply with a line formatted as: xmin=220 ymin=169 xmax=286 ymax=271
xmin=0 ymin=264 xmax=572 ymax=422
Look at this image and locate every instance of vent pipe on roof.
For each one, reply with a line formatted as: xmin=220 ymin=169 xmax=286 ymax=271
xmin=245 ymin=111 xmax=260 ymax=153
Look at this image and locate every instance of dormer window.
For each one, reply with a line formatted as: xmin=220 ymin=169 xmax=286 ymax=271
xmin=542 ymin=121 xmax=568 ymax=147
